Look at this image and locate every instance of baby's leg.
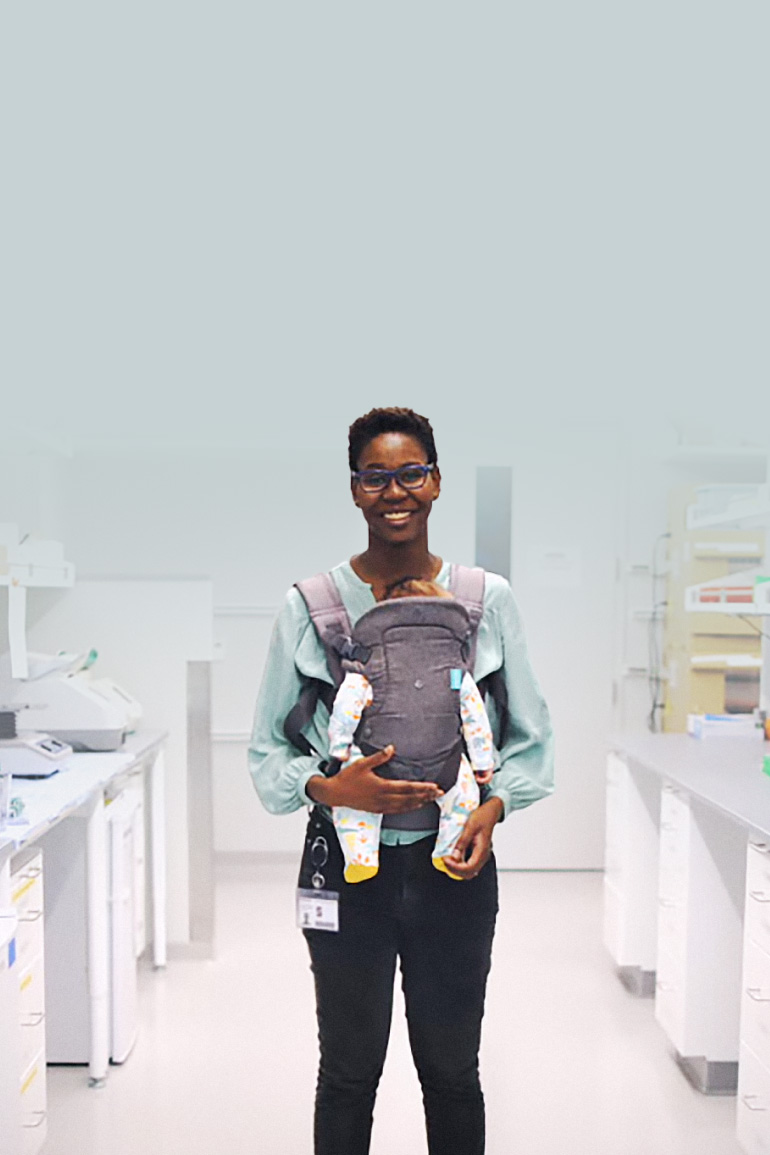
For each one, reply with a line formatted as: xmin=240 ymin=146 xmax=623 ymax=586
xmin=332 ymin=806 xmax=383 ymax=883
xmin=432 ymin=756 xmax=480 ymax=879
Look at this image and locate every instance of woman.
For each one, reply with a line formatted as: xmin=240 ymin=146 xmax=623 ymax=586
xmin=249 ymin=406 xmax=554 ymax=1155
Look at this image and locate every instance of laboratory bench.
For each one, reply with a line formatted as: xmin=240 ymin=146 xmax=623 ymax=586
xmin=0 ymin=731 xmax=167 ymax=1155
xmin=605 ymin=732 xmax=770 ymax=1155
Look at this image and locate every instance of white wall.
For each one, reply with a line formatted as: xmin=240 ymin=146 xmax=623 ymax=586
xmin=1 ymin=3 xmax=767 ymax=867
xmin=0 ymin=429 xmax=623 ymax=867
xmin=2 ymin=427 xmax=768 ymax=872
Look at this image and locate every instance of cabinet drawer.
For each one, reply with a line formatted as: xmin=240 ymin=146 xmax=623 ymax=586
xmin=658 ymin=789 xmax=690 ymax=902
xmin=18 ymin=955 xmax=45 ymax=1020
xmin=746 ymin=844 xmax=770 ymax=957
xmin=19 ymin=1009 xmax=45 ymax=1079
xmin=20 ymin=1049 xmax=47 ymax=1155
xmin=655 ymin=961 xmax=686 ymax=1054
xmin=18 ymin=955 xmax=46 ymax=1076
xmin=11 ymin=856 xmax=44 ymax=973
xmin=660 ymin=786 xmax=690 ymax=835
xmin=658 ymin=828 xmax=690 ymax=900
xmin=11 ymin=854 xmax=43 ymax=914
xmin=737 ymin=1042 xmax=770 ymax=1155
xmin=604 ymin=834 xmax=624 ymax=883
xmin=604 ymin=784 xmax=626 ymax=879
xmin=603 ymin=878 xmax=624 ymax=961
xmin=657 ymin=898 xmax=688 ymax=966
xmin=742 ymin=938 xmax=770 ymax=1071
xmin=13 ymin=907 xmax=43 ymax=973
xmin=606 ymin=753 xmax=627 ymax=788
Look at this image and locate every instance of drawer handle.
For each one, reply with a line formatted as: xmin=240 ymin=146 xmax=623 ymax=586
xmin=22 ymin=867 xmax=42 ymax=881
xmin=747 ymin=988 xmax=770 ymax=1003
xmin=658 ymin=899 xmax=678 ymax=909
xmin=751 ymin=843 xmax=770 ymax=854
xmin=749 ymin=891 xmax=770 ymax=904
xmin=18 ymin=909 xmax=43 ymax=923
xmin=23 ymin=1111 xmax=47 ymax=1129
xmin=742 ymin=1095 xmax=768 ymax=1112
xmin=21 ymin=1012 xmax=45 ymax=1027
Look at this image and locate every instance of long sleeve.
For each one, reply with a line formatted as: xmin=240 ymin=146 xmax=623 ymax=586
xmin=328 ymin=673 xmax=373 ymax=760
xmin=477 ymin=575 xmax=555 ymax=819
xmin=459 ymin=673 xmax=495 ymax=773
xmin=248 ymin=588 xmax=331 ymax=814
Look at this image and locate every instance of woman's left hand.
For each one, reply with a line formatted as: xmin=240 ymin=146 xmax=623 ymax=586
xmin=443 ymin=797 xmax=504 ymax=879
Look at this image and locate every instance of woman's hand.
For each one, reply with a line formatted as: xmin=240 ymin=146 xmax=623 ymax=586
xmin=306 ymin=746 xmax=444 ymax=814
xmin=443 ymin=797 xmax=504 ymax=879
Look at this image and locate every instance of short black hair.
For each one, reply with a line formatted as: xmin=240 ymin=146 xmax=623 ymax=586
xmin=348 ymin=407 xmax=438 ymax=472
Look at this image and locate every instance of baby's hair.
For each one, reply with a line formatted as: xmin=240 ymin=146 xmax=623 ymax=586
xmin=384 ymin=576 xmax=452 ymax=600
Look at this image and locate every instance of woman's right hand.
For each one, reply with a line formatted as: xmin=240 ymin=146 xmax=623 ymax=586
xmin=306 ymin=746 xmax=443 ymax=813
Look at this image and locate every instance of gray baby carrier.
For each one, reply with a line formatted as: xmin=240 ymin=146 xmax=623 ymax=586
xmin=285 ymin=565 xmax=502 ymax=831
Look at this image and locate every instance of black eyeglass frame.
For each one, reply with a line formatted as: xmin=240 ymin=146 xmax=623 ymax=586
xmin=351 ymin=463 xmax=436 ymax=494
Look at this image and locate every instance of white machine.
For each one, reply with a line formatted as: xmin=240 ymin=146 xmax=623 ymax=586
xmin=0 ymin=729 xmax=72 ymax=780
xmin=0 ymin=651 xmax=142 ymax=752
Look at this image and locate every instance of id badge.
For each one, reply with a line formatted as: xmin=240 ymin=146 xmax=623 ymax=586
xmin=296 ymin=888 xmax=339 ymax=932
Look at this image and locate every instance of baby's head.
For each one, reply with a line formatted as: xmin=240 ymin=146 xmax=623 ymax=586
xmin=384 ymin=577 xmax=452 ymax=600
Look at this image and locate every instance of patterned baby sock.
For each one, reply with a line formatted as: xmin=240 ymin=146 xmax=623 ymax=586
xmin=332 ymin=806 xmax=382 ymax=883
xmin=432 ymin=757 xmax=480 ymax=880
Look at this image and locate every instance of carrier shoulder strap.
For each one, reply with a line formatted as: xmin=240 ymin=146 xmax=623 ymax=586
xmin=283 ymin=573 xmax=353 ymax=758
xmin=450 ymin=565 xmax=512 ymax=746
xmin=294 ymin=572 xmax=352 ymax=687
xmin=449 ymin=563 xmax=485 ymax=672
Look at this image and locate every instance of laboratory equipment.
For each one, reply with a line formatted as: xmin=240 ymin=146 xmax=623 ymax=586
xmin=0 ymin=524 xmax=75 ymax=680
xmin=0 ymin=711 xmax=71 ymax=779
xmin=0 ymin=651 xmax=142 ymax=752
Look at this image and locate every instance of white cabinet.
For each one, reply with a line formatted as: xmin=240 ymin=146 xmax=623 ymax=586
xmin=0 ymin=906 xmax=22 ymax=1155
xmin=108 ymin=789 xmax=141 ymax=1063
xmin=41 ymin=786 xmax=144 ymax=1065
xmin=10 ymin=849 xmax=47 ymax=1155
xmin=738 ymin=842 xmax=770 ymax=1153
xmin=737 ymin=1041 xmax=770 ymax=1155
xmin=654 ymin=787 xmax=746 ymax=1091
xmin=602 ymin=753 xmax=660 ymax=992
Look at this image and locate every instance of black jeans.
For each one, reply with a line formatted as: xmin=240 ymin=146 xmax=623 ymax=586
xmin=299 ymin=809 xmax=499 ymax=1155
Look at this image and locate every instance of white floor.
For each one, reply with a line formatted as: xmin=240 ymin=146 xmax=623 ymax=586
xmin=43 ymin=864 xmax=742 ymax=1155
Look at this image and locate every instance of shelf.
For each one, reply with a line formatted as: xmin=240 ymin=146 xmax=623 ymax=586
xmin=0 ymin=564 xmax=74 ymax=589
xmin=685 ymin=568 xmax=770 ymax=616
xmin=664 ymin=446 xmax=769 ymax=463
xmin=691 ymin=655 xmax=763 ymax=672
xmin=686 ymin=485 xmax=770 ymax=531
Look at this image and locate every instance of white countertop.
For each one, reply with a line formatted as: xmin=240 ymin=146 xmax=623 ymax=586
xmin=610 ymin=732 xmax=770 ymax=839
xmin=0 ymin=731 xmax=166 ymax=850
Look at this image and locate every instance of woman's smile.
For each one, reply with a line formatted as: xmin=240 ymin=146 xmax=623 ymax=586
xmin=382 ymin=510 xmax=415 ymax=525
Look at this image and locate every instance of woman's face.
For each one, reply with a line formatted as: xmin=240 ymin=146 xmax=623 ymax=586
xmin=351 ymin=432 xmax=441 ymax=547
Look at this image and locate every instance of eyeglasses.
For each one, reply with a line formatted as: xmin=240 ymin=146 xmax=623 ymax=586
xmin=351 ymin=463 xmax=436 ymax=494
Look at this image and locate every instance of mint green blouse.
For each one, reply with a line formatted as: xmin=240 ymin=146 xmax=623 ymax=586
xmin=248 ymin=561 xmax=554 ymax=844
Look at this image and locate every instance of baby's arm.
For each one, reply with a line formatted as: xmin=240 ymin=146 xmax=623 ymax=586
xmin=460 ymin=672 xmax=495 ymax=784
xmin=328 ymin=672 xmax=373 ymax=762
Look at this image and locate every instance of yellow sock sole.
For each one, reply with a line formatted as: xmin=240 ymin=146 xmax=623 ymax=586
xmin=432 ymin=856 xmax=463 ymax=880
xmin=344 ymin=863 xmax=378 ymax=883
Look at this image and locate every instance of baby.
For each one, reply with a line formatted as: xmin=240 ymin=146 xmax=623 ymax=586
xmin=327 ymin=578 xmax=495 ymax=882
